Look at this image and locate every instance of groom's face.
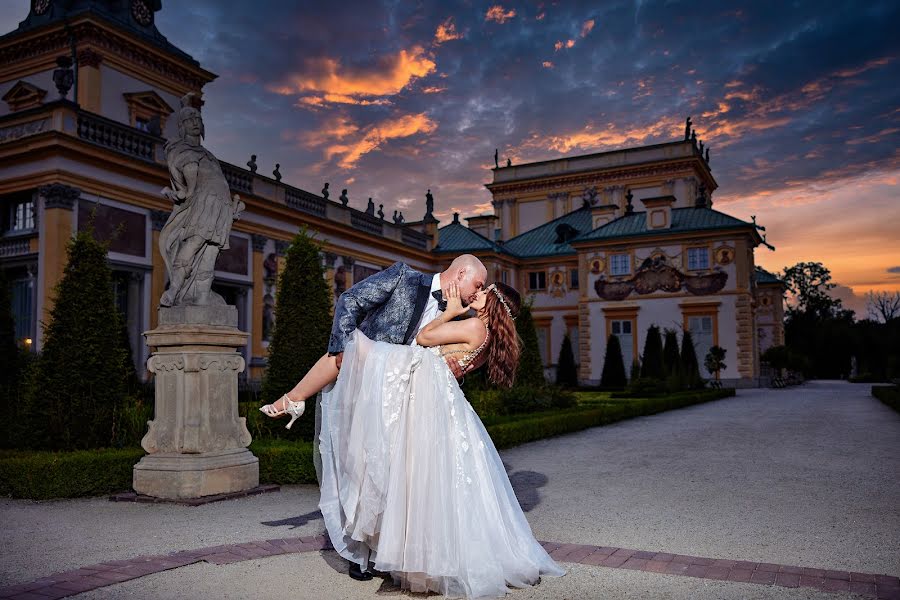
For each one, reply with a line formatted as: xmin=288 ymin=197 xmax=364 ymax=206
xmin=456 ymin=268 xmax=486 ymax=307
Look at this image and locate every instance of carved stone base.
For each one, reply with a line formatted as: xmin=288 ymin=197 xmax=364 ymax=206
xmin=136 ymin=306 xmax=258 ymax=500
xmin=133 ymin=448 xmax=259 ymax=500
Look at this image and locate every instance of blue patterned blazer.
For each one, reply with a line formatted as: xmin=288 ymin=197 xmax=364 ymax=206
xmin=327 ymin=262 xmax=434 ymax=355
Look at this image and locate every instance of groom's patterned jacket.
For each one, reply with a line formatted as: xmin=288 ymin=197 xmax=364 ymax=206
xmin=327 ymin=261 xmax=434 ymax=355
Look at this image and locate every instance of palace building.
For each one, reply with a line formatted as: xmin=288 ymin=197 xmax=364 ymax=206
xmin=0 ymin=0 xmax=785 ymax=387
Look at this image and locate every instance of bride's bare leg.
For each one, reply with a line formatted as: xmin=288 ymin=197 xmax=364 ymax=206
xmin=279 ymin=352 xmax=339 ymax=406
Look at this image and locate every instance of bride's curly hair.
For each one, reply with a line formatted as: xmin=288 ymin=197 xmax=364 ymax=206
xmin=483 ymin=282 xmax=522 ymax=388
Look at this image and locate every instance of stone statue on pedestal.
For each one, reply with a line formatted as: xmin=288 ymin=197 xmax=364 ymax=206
xmin=158 ymin=93 xmax=245 ymax=308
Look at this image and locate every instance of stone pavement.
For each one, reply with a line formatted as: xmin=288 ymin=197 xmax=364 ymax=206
xmin=1 ymin=380 xmax=898 ymax=599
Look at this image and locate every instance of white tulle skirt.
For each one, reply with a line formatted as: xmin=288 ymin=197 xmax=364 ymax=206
xmin=314 ymin=329 xmax=565 ymax=598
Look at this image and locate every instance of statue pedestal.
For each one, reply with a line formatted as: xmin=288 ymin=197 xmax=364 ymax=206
xmin=134 ymin=306 xmax=258 ymax=500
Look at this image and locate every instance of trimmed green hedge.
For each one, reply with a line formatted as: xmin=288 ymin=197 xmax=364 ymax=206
xmin=1 ymin=388 xmax=735 ymax=499
xmin=872 ymin=385 xmax=900 ymax=413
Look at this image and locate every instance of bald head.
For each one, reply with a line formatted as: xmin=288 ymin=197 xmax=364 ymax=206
xmin=441 ymin=254 xmax=488 ymax=306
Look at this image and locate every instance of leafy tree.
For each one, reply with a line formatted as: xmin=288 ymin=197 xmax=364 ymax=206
xmin=261 ymin=227 xmax=333 ymax=441
xmin=514 ymin=299 xmax=546 ymax=388
xmin=555 ymin=334 xmax=578 ymax=388
xmin=600 ymin=334 xmax=627 ymax=389
xmin=680 ymin=330 xmax=703 ymax=389
xmin=782 ymin=262 xmax=849 ymax=321
xmin=704 ymin=345 xmax=727 ymax=381
xmin=639 ymin=325 xmax=664 ymax=379
xmin=22 ymin=227 xmax=128 ymax=449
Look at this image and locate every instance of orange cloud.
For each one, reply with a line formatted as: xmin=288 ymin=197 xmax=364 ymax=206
xmin=536 ymin=12 xmax=546 ymax=20
xmin=485 ymin=5 xmax=516 ymax=23
xmin=434 ymin=17 xmax=462 ymax=44
xmin=297 ymin=94 xmax=392 ymax=108
xmin=268 ymin=46 xmax=436 ymax=105
xmin=542 ymin=61 xmax=554 ymax=69
xmin=522 ymin=116 xmax=676 ymax=155
xmin=421 ymin=86 xmax=447 ymax=93
xmin=580 ymin=19 xmax=595 ymax=37
xmin=312 ymin=113 xmax=438 ymax=169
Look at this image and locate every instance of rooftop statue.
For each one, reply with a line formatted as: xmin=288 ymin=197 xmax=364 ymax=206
xmin=158 ymin=93 xmax=245 ymax=307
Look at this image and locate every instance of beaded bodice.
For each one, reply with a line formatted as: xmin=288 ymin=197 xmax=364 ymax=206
xmin=435 ymin=322 xmax=490 ymax=374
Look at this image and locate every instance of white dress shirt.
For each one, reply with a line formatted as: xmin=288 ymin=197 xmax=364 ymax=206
xmin=410 ymin=274 xmax=443 ymax=346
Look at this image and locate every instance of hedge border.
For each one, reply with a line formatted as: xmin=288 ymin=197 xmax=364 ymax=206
xmin=1 ymin=388 xmax=735 ymax=499
xmin=871 ymin=385 xmax=900 ymax=414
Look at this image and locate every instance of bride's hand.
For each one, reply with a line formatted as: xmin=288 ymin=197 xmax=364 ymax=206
xmin=443 ymin=282 xmax=468 ymax=319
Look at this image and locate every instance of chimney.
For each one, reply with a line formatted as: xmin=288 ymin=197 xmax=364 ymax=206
xmin=641 ymin=195 xmax=676 ymax=231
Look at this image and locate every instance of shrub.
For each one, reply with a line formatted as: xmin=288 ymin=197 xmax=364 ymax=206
xmin=704 ymin=345 xmax=727 ymax=380
xmin=497 ymin=385 xmax=576 ymax=415
xmin=0 ymin=270 xmax=24 ymax=449
xmin=640 ymin=325 xmax=664 ymax=379
xmin=680 ymin=330 xmax=703 ymax=389
xmin=555 ymin=334 xmax=578 ymax=388
xmin=21 ymin=227 xmax=129 ymax=450
xmin=600 ymin=334 xmax=627 ymax=389
xmin=260 ymin=228 xmax=332 ymax=441
xmin=514 ymin=300 xmax=546 ymax=388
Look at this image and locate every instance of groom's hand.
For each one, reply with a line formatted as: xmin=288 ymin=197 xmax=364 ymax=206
xmin=335 ymin=352 xmax=343 ymax=370
xmin=446 ymin=356 xmax=464 ymax=379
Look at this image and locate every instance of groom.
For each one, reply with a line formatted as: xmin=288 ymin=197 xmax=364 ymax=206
xmin=327 ymin=253 xmax=487 ymax=580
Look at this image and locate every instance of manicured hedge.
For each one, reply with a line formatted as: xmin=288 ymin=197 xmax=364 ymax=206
xmin=871 ymin=385 xmax=900 ymax=413
xmin=1 ymin=388 xmax=735 ymax=499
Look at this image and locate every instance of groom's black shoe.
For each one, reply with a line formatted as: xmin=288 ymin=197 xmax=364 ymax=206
xmin=349 ymin=562 xmax=373 ymax=581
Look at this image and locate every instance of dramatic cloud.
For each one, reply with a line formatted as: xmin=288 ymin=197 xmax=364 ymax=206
xmin=580 ymin=19 xmax=595 ymax=37
xmin=269 ymin=46 xmax=436 ymax=106
xmin=434 ymin=17 xmax=463 ymax=44
xmin=485 ymin=6 xmax=516 ymax=24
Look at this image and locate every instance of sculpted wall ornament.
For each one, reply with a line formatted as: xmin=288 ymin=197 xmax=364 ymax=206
xmin=714 ymin=245 xmax=735 ymax=265
xmin=594 ymin=255 xmax=728 ymax=300
xmin=158 ymin=93 xmax=245 ymax=307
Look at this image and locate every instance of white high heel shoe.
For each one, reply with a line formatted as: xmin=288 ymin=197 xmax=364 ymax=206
xmin=259 ymin=394 xmax=306 ymax=429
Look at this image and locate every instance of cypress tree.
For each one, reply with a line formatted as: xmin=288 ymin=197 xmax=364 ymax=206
xmin=514 ymin=300 xmax=546 ymax=388
xmin=600 ymin=333 xmax=627 ymax=389
xmin=680 ymin=330 xmax=703 ymax=389
xmin=22 ymin=227 xmax=128 ymax=449
xmin=639 ymin=325 xmax=665 ymax=379
xmin=663 ymin=328 xmax=683 ymax=392
xmin=555 ymin=334 xmax=578 ymax=388
xmin=0 ymin=270 xmax=22 ymax=448
xmin=261 ymin=227 xmax=332 ymax=441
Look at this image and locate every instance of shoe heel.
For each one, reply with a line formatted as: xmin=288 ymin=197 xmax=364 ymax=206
xmin=286 ymin=413 xmax=299 ymax=430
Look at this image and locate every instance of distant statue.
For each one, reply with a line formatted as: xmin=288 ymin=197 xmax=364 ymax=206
xmin=366 ymin=197 xmax=375 ymax=215
xmin=751 ymin=215 xmax=766 ymax=231
xmin=624 ymin=189 xmax=634 ymax=214
xmin=321 ymin=182 xmax=330 ymax=199
xmin=704 ymin=147 xmax=710 ymax=163
xmin=425 ymin=189 xmax=434 ymax=218
xmin=247 ymin=154 xmax=257 ymax=173
xmin=52 ymin=55 xmax=74 ymax=99
xmin=392 ymin=210 xmax=399 ymax=223
xmin=684 ymin=116 xmax=692 ymax=141
xmin=699 ymin=140 xmax=704 ymax=154
xmin=158 ymin=93 xmax=245 ymax=307
xmin=273 ymin=163 xmax=281 ymax=182
xmin=339 ymin=189 xmax=349 ymax=206
xmin=690 ymin=130 xmax=697 ymax=145
xmin=506 ymin=158 xmax=512 ymax=167
xmin=494 ymin=148 xmax=499 ymax=168
xmin=398 ymin=211 xmax=405 ymax=224
xmin=377 ymin=204 xmax=384 ymax=220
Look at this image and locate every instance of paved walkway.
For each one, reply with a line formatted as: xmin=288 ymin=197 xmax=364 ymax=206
xmin=1 ymin=380 xmax=898 ymax=599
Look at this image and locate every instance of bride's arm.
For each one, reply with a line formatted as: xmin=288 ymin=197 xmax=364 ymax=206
xmin=415 ymin=281 xmax=483 ymax=348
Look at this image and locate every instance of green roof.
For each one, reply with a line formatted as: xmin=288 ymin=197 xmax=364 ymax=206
xmin=501 ymin=207 xmax=593 ymax=258
xmin=433 ymin=220 xmax=505 ymax=254
xmin=754 ymin=266 xmax=784 ymax=285
xmin=573 ymin=207 xmax=754 ymax=243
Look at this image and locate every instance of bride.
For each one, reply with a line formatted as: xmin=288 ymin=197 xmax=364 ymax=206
xmin=261 ymin=281 xmax=565 ymax=598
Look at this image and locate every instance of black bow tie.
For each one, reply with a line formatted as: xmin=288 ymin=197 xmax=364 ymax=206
xmin=431 ymin=290 xmax=447 ymax=311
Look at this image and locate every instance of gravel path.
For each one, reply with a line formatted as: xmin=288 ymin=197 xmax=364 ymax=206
xmin=2 ymin=380 xmax=897 ymax=599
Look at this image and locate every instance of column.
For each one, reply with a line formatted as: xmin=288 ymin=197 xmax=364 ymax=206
xmin=76 ymin=49 xmax=103 ymax=113
xmin=36 ymin=183 xmax=79 ymax=348
xmin=250 ymin=234 xmax=267 ymax=366
xmin=149 ymin=209 xmax=168 ymax=330
xmin=343 ymin=255 xmax=356 ymax=288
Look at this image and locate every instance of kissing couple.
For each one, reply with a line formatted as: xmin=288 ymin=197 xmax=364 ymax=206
xmin=260 ymin=254 xmax=565 ymax=598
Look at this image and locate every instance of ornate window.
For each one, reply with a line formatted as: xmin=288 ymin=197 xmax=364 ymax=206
xmin=527 ymin=271 xmax=546 ymax=290
xmin=610 ymin=253 xmax=630 ymax=276
xmin=687 ymin=246 xmax=710 ymax=270
xmin=11 ymin=200 xmax=35 ymax=231
xmin=2 ymin=80 xmax=47 ymax=112
xmin=570 ymin=268 xmax=579 ymax=290
xmin=122 ymin=91 xmax=174 ymax=134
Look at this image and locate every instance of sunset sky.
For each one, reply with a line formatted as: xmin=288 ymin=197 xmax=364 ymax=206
xmin=3 ymin=1 xmax=899 ymax=316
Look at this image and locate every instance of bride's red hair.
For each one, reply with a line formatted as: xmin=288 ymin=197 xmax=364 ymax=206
xmin=483 ymin=282 xmax=521 ymax=388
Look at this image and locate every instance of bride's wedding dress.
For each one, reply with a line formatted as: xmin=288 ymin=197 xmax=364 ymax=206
xmin=315 ymin=329 xmax=565 ymax=598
